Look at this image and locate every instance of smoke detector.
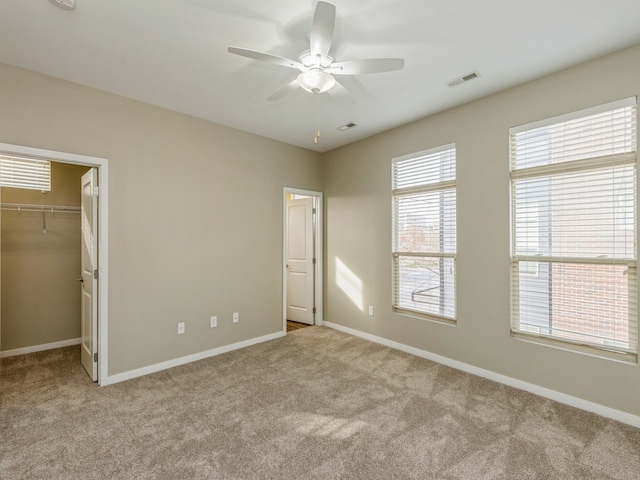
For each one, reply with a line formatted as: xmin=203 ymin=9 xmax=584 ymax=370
xmin=49 ymin=0 xmax=75 ymax=10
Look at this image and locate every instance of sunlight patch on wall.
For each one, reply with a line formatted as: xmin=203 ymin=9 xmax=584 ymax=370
xmin=336 ymin=257 xmax=363 ymax=311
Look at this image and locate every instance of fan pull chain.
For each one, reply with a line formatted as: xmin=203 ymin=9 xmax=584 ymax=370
xmin=314 ymin=93 xmax=320 ymax=144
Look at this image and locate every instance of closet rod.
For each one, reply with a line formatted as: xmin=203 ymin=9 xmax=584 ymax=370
xmin=0 ymin=202 xmax=81 ymax=213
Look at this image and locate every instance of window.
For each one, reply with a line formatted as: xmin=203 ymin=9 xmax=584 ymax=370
xmin=392 ymin=144 xmax=456 ymax=321
xmin=510 ymin=98 xmax=637 ymax=361
xmin=0 ymin=155 xmax=51 ymax=191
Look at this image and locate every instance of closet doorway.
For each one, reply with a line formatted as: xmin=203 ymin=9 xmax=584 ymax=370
xmin=0 ymin=143 xmax=108 ymax=384
xmin=283 ymin=188 xmax=323 ymax=332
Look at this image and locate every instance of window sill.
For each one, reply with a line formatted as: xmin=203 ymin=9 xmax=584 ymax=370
xmin=393 ymin=307 xmax=457 ymax=326
xmin=511 ymin=330 xmax=638 ymax=365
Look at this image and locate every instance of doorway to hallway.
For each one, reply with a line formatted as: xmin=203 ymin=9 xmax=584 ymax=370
xmin=283 ymin=188 xmax=323 ymax=332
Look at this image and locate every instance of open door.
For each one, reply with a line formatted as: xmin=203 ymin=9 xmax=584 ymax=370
xmin=286 ymin=197 xmax=314 ymax=325
xmin=80 ymin=168 xmax=98 ymax=381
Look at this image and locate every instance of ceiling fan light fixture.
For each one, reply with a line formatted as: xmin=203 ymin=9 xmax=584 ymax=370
xmin=297 ymin=69 xmax=336 ymax=94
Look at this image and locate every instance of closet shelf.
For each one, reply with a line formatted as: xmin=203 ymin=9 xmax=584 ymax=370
xmin=0 ymin=202 xmax=81 ymax=213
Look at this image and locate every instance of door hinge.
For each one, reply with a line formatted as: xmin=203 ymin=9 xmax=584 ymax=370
xmin=93 ymin=352 xmax=98 ymax=362
xmin=313 ymin=307 xmax=316 ymax=314
xmin=93 ymin=186 xmax=99 ymax=197
xmin=94 ymin=269 xmax=99 ymax=280
xmin=313 ymin=258 xmax=316 ymax=265
xmin=313 ymin=207 xmax=316 ymax=214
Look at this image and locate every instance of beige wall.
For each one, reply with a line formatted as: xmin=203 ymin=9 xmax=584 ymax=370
xmin=322 ymin=44 xmax=640 ymax=417
xmin=0 ymin=62 xmax=323 ymax=374
xmin=2 ymin=42 xmax=640 ymax=417
xmin=1 ymin=162 xmax=89 ymax=351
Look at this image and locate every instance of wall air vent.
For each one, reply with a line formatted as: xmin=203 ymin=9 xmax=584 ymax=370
xmin=447 ymin=71 xmax=480 ymax=88
xmin=337 ymin=122 xmax=357 ymax=132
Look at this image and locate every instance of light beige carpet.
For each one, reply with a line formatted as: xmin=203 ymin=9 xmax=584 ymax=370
xmin=2 ymin=326 xmax=640 ymax=479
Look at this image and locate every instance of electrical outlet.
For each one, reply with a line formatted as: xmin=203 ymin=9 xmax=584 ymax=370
xmin=233 ymin=312 xmax=239 ymax=323
xmin=177 ymin=322 xmax=185 ymax=334
xmin=368 ymin=306 xmax=374 ymax=316
xmin=210 ymin=316 xmax=217 ymax=328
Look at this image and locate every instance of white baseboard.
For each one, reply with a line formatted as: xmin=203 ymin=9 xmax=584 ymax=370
xmin=324 ymin=321 xmax=640 ymax=428
xmin=103 ymin=331 xmax=285 ymax=386
xmin=0 ymin=338 xmax=82 ymax=358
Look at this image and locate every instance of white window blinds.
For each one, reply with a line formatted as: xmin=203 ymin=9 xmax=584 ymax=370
xmin=392 ymin=145 xmax=456 ymax=321
xmin=510 ymin=98 xmax=637 ymax=360
xmin=0 ymin=155 xmax=51 ymax=191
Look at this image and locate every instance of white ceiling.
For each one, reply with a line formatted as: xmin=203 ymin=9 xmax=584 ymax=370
xmin=2 ymin=1 xmax=640 ymax=153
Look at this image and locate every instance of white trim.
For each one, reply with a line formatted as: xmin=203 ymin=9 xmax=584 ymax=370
xmin=0 ymin=338 xmax=81 ymax=358
xmin=324 ymin=322 xmax=640 ymax=428
xmin=103 ymin=331 xmax=284 ymax=385
xmin=510 ymin=152 xmax=637 ymax=179
xmin=393 ymin=179 xmax=456 ymax=196
xmin=392 ymin=142 xmax=457 ymax=164
xmin=283 ymin=188 xmax=324 ymax=332
xmin=509 ymin=96 xmax=637 ymax=135
xmin=0 ymin=143 xmax=108 ymax=385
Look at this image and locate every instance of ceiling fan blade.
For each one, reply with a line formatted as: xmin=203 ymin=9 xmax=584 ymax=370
xmin=327 ymin=58 xmax=405 ymax=75
xmin=228 ymin=46 xmax=304 ymax=70
xmin=309 ymin=1 xmax=336 ymax=60
xmin=267 ymin=79 xmax=300 ymax=101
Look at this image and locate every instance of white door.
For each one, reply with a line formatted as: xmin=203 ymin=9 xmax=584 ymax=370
xmin=286 ymin=197 xmax=314 ymax=324
xmin=80 ymin=168 xmax=98 ymax=381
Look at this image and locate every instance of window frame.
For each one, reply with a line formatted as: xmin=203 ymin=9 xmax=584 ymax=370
xmin=509 ymin=97 xmax=638 ymax=362
xmin=392 ymin=143 xmax=457 ymax=323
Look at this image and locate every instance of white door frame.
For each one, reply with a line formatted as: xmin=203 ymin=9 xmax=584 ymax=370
xmin=283 ymin=188 xmax=323 ymax=332
xmin=0 ymin=143 xmax=109 ymax=385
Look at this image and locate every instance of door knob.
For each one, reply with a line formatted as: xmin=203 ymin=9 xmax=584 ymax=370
xmin=76 ymin=278 xmax=84 ymax=283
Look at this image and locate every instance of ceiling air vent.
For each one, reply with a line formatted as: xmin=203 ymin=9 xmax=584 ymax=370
xmin=337 ymin=122 xmax=357 ymax=132
xmin=49 ymin=0 xmax=76 ymax=10
xmin=447 ymin=71 xmax=480 ymax=88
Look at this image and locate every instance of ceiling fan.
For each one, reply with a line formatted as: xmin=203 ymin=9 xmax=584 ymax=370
xmin=227 ymin=1 xmax=405 ymax=101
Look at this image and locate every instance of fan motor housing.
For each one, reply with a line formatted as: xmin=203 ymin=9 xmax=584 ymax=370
xmin=299 ymin=51 xmax=334 ymax=69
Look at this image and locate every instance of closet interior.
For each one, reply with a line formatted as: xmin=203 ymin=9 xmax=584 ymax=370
xmin=1 ymin=161 xmax=89 ymax=356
